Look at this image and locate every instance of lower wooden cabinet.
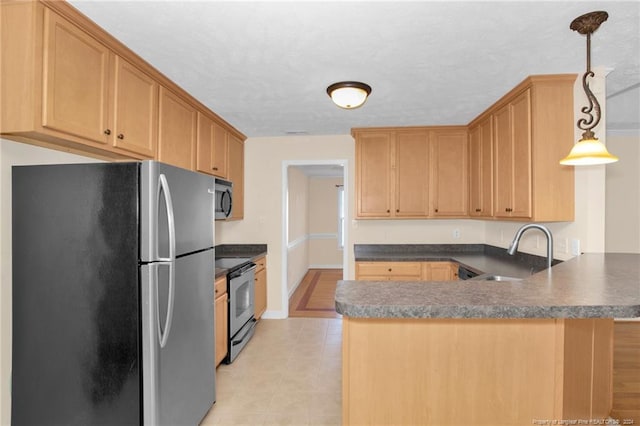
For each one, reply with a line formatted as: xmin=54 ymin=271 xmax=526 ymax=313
xmin=356 ymin=261 xmax=459 ymax=281
xmin=254 ymin=256 xmax=267 ymax=319
xmin=214 ymin=276 xmax=228 ymax=367
xmin=422 ymin=261 xmax=459 ymax=280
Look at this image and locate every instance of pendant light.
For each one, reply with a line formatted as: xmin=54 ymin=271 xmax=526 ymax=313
xmin=560 ymin=11 xmax=618 ymax=166
xmin=327 ymin=81 xmax=372 ymax=109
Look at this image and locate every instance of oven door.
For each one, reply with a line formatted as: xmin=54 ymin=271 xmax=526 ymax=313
xmin=228 ymin=266 xmax=255 ymax=338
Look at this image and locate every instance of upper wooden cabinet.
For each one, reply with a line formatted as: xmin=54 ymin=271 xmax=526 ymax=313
xmin=471 ymin=75 xmax=575 ymax=222
xmin=111 ymin=56 xmax=158 ymax=158
xmin=430 ymin=129 xmax=468 ymax=217
xmin=468 ymin=117 xmax=493 ymax=218
xmin=196 ymin=113 xmax=229 ymax=178
xmin=353 ymin=127 xmax=467 ymax=219
xmin=227 ymin=134 xmax=244 ymax=220
xmin=355 ymin=131 xmax=394 ymax=217
xmin=395 ymin=131 xmax=430 ymax=217
xmin=158 ymin=87 xmax=197 ymax=170
xmin=493 ymin=89 xmax=532 ymax=219
xmin=1 ymin=1 xmax=244 ymax=165
xmin=41 ymin=8 xmax=111 ymax=145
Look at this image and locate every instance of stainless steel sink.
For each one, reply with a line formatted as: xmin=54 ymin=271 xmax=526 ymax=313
xmin=470 ymin=274 xmax=523 ymax=282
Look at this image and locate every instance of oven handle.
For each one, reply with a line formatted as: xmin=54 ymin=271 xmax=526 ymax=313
xmin=229 ymin=263 xmax=256 ymax=280
xmin=232 ymin=319 xmax=257 ymax=346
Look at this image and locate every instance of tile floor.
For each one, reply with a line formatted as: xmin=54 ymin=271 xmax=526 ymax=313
xmin=201 ymin=317 xmax=343 ymax=426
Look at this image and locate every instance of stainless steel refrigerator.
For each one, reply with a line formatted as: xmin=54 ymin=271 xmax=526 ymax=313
xmin=12 ymin=161 xmax=215 ymax=425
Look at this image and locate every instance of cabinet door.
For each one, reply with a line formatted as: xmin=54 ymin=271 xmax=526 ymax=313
xmin=469 ymin=118 xmax=493 ymax=217
xmin=356 ymin=132 xmax=393 ymax=217
xmin=158 ymin=87 xmax=196 ymax=170
xmin=493 ymin=90 xmax=532 ymax=219
xmin=111 ymin=56 xmax=158 ymax=157
xmin=493 ymin=104 xmax=513 ymax=218
xmin=227 ymin=134 xmax=244 ymax=219
xmin=196 ymin=113 xmax=228 ymax=178
xmin=254 ymin=268 xmax=267 ymax=320
xmin=431 ymin=130 xmax=468 ymax=217
xmin=395 ymin=131 xmax=429 ymax=217
xmin=214 ymin=293 xmax=228 ymax=366
xmin=510 ymin=90 xmax=532 ymax=218
xmin=42 ymin=9 xmax=110 ymax=144
xmin=423 ymin=262 xmax=457 ymax=281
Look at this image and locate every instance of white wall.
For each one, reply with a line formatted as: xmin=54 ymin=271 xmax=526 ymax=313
xmin=605 ymin=131 xmax=640 ymax=253
xmin=286 ymin=167 xmax=310 ymax=296
xmin=215 ymin=135 xmax=354 ymax=318
xmin=308 ymin=176 xmax=343 ymax=268
xmin=0 ymin=139 xmax=102 ymax=425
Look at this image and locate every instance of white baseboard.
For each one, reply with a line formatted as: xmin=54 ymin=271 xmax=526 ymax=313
xmin=260 ymin=310 xmax=288 ymax=319
xmin=309 ymin=264 xmax=343 ymax=269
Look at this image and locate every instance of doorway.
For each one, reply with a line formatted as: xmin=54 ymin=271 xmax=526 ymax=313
xmin=281 ymin=160 xmax=348 ymax=317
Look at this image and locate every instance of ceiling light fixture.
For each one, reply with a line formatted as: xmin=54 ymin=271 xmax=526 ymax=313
xmin=326 ymin=81 xmax=372 ymax=109
xmin=560 ymin=11 xmax=618 ymax=166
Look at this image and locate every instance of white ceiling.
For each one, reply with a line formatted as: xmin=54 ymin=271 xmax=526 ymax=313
xmin=69 ymin=1 xmax=640 ymax=138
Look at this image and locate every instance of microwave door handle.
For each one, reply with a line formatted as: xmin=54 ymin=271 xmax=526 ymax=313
xmin=223 ymin=189 xmax=232 ymax=217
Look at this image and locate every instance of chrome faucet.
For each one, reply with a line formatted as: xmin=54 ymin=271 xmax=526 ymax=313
xmin=507 ymin=223 xmax=554 ymax=269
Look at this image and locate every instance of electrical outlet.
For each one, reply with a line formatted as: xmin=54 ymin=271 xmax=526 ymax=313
xmin=556 ymin=238 xmax=568 ymax=254
xmin=571 ymin=239 xmax=581 ymax=256
xmin=453 ymin=229 xmax=460 ymax=239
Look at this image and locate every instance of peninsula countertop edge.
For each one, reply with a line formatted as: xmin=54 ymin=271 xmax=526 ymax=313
xmin=336 ymin=253 xmax=640 ymax=319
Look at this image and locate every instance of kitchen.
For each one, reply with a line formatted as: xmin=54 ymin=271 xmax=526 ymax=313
xmin=1 ymin=1 xmax=640 ymax=425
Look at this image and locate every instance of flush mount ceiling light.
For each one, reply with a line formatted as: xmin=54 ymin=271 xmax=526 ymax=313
xmin=560 ymin=11 xmax=619 ymax=166
xmin=326 ymin=81 xmax=372 ymax=109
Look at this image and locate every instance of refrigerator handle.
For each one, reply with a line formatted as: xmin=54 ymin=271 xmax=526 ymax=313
xmin=157 ymin=174 xmax=176 ymax=348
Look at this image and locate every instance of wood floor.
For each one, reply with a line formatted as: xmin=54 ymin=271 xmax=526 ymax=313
xmin=287 ymin=269 xmax=639 ymax=421
xmin=611 ymin=321 xmax=640 ymax=424
xmin=288 ymin=269 xmax=342 ymax=318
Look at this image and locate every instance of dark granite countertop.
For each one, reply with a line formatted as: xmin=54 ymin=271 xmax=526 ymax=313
xmin=337 ymin=253 xmax=640 ymax=319
xmin=214 ymin=244 xmax=267 ymax=278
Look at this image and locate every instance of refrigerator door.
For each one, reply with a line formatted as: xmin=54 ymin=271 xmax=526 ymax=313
xmin=141 ymin=249 xmax=215 ymax=426
xmin=141 ymin=161 xmax=215 ymax=261
xmin=12 ymin=163 xmax=140 ymax=425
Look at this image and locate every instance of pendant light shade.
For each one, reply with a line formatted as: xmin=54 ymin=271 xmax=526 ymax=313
xmin=327 ymin=81 xmax=371 ymax=109
xmin=561 ymin=11 xmax=618 ymax=166
xmin=559 ymin=132 xmax=619 ymax=165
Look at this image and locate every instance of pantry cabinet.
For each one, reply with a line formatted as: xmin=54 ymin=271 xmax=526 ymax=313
xmin=254 ymin=256 xmax=267 ymax=320
xmin=468 ymin=117 xmax=493 ymax=218
xmin=214 ymin=276 xmax=228 ymax=367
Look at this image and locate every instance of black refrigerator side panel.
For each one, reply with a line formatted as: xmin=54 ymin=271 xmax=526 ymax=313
xmin=12 ymin=163 xmax=141 ymax=425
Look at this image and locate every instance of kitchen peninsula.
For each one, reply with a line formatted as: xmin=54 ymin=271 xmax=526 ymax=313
xmin=336 ymin=253 xmax=640 ymax=426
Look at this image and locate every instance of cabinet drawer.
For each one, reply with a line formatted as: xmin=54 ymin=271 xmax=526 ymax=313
xmin=214 ymin=276 xmax=227 ymax=298
xmin=356 ymin=262 xmax=422 ymax=278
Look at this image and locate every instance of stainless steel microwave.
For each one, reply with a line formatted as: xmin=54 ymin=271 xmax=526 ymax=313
xmin=214 ymin=178 xmax=233 ymax=220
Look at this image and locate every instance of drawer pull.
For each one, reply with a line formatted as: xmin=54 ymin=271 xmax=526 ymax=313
xmin=104 ymin=129 xmax=111 ymax=135
xmin=117 ymin=133 xmax=124 ymax=140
